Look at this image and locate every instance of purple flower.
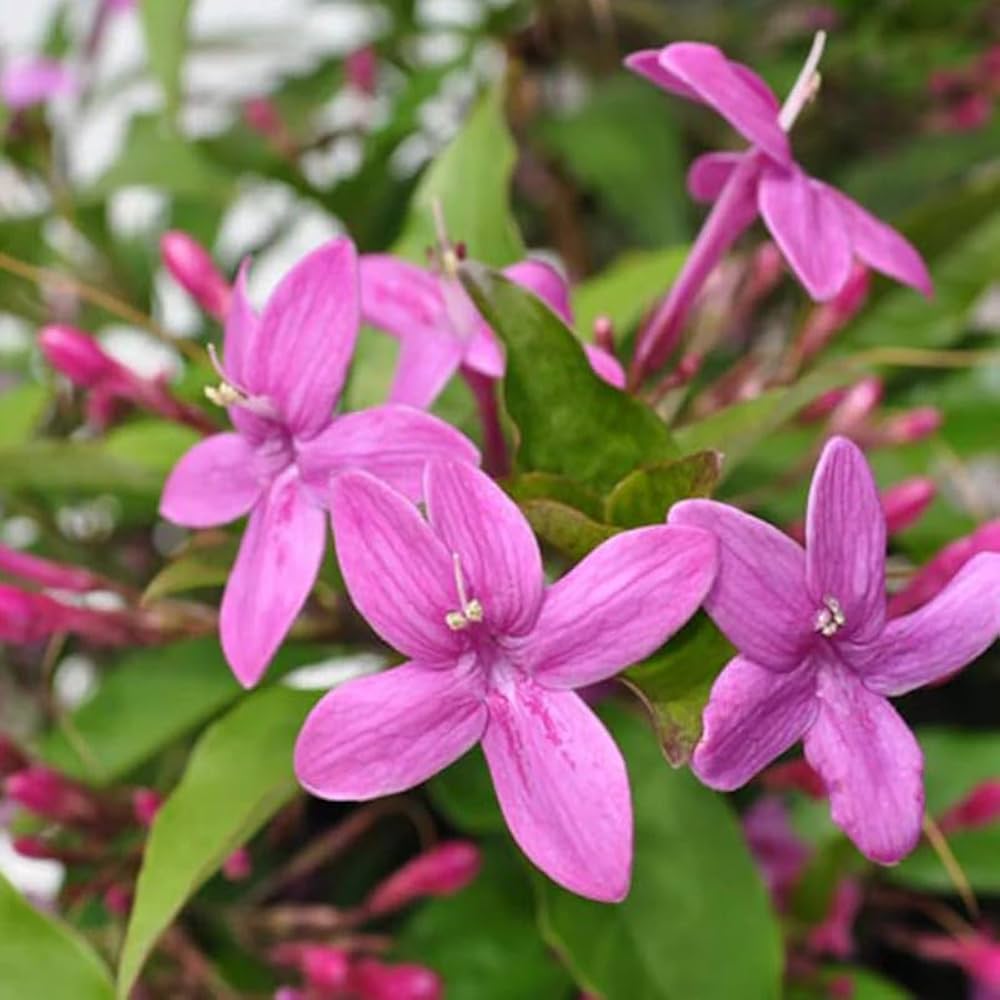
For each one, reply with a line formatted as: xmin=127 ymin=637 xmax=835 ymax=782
xmin=626 ymin=34 xmax=933 ymax=377
xmin=159 ymin=238 xmax=478 ymax=688
xmin=669 ymin=436 xmax=1000 ymax=863
xmin=295 ymin=460 xmax=716 ymax=900
xmin=360 ymin=253 xmax=625 ymax=409
xmin=0 ymin=58 xmax=76 ymax=110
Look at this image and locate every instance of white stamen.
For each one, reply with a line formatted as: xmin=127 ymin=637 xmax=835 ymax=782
xmin=203 ymin=343 xmax=278 ymax=419
xmin=778 ymin=30 xmax=827 ymax=132
xmin=814 ymin=594 xmax=846 ymax=637
xmin=430 ymin=197 xmax=460 ymax=277
xmin=445 ymin=553 xmax=483 ymax=630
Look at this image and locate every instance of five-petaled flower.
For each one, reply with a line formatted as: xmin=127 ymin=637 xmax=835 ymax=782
xmin=159 ymin=238 xmax=478 ymax=688
xmin=294 ymin=460 xmax=716 ymax=900
xmin=670 ymin=436 xmax=1000 ymax=863
xmin=627 ymin=34 xmax=933 ymax=378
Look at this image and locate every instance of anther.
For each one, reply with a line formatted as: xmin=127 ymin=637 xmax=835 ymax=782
xmin=778 ymin=30 xmax=826 ymax=132
xmin=445 ymin=553 xmax=483 ymax=630
xmin=814 ymin=595 xmax=846 ymax=637
xmin=203 ymin=343 xmax=277 ymax=419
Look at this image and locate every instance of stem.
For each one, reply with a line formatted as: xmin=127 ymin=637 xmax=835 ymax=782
xmin=922 ymin=813 xmax=979 ymax=920
xmin=463 ymin=368 xmax=509 ymax=476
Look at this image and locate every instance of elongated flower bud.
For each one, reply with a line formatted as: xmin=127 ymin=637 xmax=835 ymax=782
xmin=132 ymin=788 xmax=163 ymax=827
xmin=301 ymin=946 xmax=351 ymax=991
xmin=5 ymin=766 xmax=97 ymax=825
xmin=366 ymin=841 xmax=481 ymax=916
xmin=39 ymin=325 xmax=121 ymax=389
xmin=345 ymin=45 xmax=378 ymax=95
xmin=881 ymin=477 xmax=936 ymax=535
xmin=827 ymin=377 xmax=883 ymax=435
xmin=0 ymin=544 xmax=105 ymax=593
xmin=160 ymin=231 xmax=231 ymax=321
xmin=879 ymin=406 xmax=942 ymax=445
xmin=103 ymin=883 xmax=132 ymax=916
xmin=796 ymin=264 xmax=870 ymax=364
xmin=350 ymin=958 xmax=443 ymax=1000
xmin=939 ymin=780 xmax=1000 ymax=833
xmin=222 ymin=847 xmax=252 ymax=881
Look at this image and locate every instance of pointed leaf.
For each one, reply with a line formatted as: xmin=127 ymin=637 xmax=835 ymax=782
xmin=605 ymin=451 xmax=722 ymax=528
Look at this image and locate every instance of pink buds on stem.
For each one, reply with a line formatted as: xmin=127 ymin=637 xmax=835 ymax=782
xmin=159 ymin=231 xmax=232 ymax=321
xmin=365 ymin=841 xmax=482 ymax=916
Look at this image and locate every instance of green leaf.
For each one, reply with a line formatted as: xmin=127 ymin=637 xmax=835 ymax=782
xmin=461 ymin=264 xmax=678 ymax=492
xmin=396 ymin=841 xmax=572 ymax=1000
xmin=535 ymin=706 xmax=782 ymax=1000
xmin=428 ymin=748 xmax=504 ymax=835
xmin=505 ymin=472 xmax=605 ymax=521
xmin=142 ymin=538 xmax=237 ymax=602
xmin=0 ymin=383 xmax=48 ymax=447
xmin=102 ymin=420 xmax=201 ymax=478
xmin=0 ymin=871 xmax=113 ymax=1000
xmin=572 ymin=247 xmax=687 ymax=342
xmin=520 ymin=498 xmax=618 ymax=561
xmin=0 ymin=441 xmax=163 ymax=495
xmin=138 ymin=0 xmax=193 ymax=122
xmin=117 ymin=685 xmax=318 ymax=998
xmin=622 ymin=614 xmax=734 ymax=766
xmin=604 ymin=451 xmax=722 ymax=528
xmin=394 ymin=85 xmax=523 ymax=266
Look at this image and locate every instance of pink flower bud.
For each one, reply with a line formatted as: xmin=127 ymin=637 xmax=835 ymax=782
xmin=760 ymin=758 xmax=827 ymax=799
xmin=881 ymin=477 xmax=936 ymax=535
xmin=0 ymin=735 xmax=29 ymax=777
xmin=799 ymin=387 xmax=848 ymax=423
xmin=913 ymin=932 xmax=1000 ymax=989
xmin=593 ymin=315 xmax=615 ymax=354
xmin=828 ymin=377 xmax=883 ymax=436
xmin=345 ymin=45 xmax=378 ymax=96
xmin=807 ymin=878 xmax=862 ymax=958
xmin=0 ymin=544 xmax=105 ymax=593
xmin=244 ymin=98 xmax=284 ymax=138
xmin=300 ymin=946 xmax=351 ymax=992
xmin=350 ymin=958 xmax=443 ymax=1000
xmin=797 ymin=264 xmax=870 ymax=363
xmin=39 ymin=325 xmax=121 ymax=389
xmin=366 ymin=841 xmax=481 ymax=916
xmin=879 ymin=406 xmax=942 ymax=445
xmin=222 ymin=847 xmax=252 ymax=881
xmin=5 ymin=766 xmax=96 ymax=825
xmin=940 ymin=780 xmax=1000 ymax=833
xmin=945 ymin=93 xmax=992 ymax=132
xmin=103 ymin=883 xmax=132 ymax=917
xmin=159 ymin=231 xmax=231 ymax=321
xmin=12 ymin=836 xmax=59 ymax=860
xmin=742 ymin=798 xmax=810 ymax=910
xmin=132 ymin=788 xmax=163 ymax=827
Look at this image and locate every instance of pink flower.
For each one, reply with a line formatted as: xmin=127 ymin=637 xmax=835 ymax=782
xmin=626 ymin=34 xmax=932 ymax=377
xmin=366 ymin=840 xmax=481 ymax=915
xmin=295 ymin=461 xmax=716 ymax=900
xmin=669 ymin=436 xmax=1000 ymax=862
xmin=159 ymin=239 xmax=479 ymax=687
xmin=807 ymin=878 xmax=862 ymax=958
xmin=940 ymin=779 xmax=1000 ymax=833
xmin=160 ymin=231 xmax=232 ymax=321
xmin=360 ymin=254 xmax=625 ymax=410
xmin=0 ymin=583 xmax=134 ymax=646
xmin=913 ymin=931 xmax=1000 ymax=996
xmin=0 ymin=58 xmax=76 ymax=110
xmin=6 ymin=766 xmax=96 ymax=825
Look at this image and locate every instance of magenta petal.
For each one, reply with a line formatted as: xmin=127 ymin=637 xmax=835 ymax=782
xmin=582 ymin=344 xmax=626 ymax=388
xmin=687 ymin=151 xmax=745 ymax=202
xmin=222 ymin=260 xmax=259 ymax=386
xmin=462 ymin=324 xmax=505 ymax=379
xmin=854 ymin=553 xmax=1000 ymax=696
xmin=359 ymin=254 xmax=447 ymax=341
xmin=503 ymin=260 xmax=573 ymax=324
xmin=668 ymin=500 xmax=814 ymax=669
xmin=659 ymin=43 xmax=790 ymax=164
xmin=299 ymin=405 xmax=479 ymax=503
xmin=295 ymin=660 xmax=488 ymax=799
xmin=805 ymin=436 xmax=886 ymax=643
xmin=390 ymin=333 xmax=464 ymax=408
xmin=525 ymin=525 xmax=717 ymax=688
xmin=805 ymin=663 xmax=924 ymax=864
xmin=692 ymin=654 xmax=818 ymax=790
xmin=329 ymin=471 xmax=461 ymax=662
xmin=159 ymin=433 xmax=262 ymax=528
xmin=424 ymin=461 xmax=543 ymax=636
xmin=255 ymin=238 xmax=360 ymax=437
xmin=220 ymin=469 xmax=326 ymax=687
xmin=821 ymin=185 xmax=933 ymax=296
xmin=1 ymin=58 xmax=76 ymax=109
xmin=482 ymin=678 xmax=632 ymax=901
xmin=759 ymin=167 xmax=853 ymax=301
xmin=624 ymin=49 xmax=699 ymax=100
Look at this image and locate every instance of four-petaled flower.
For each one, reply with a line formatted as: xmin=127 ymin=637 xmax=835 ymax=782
xmin=160 ymin=238 xmax=478 ymax=687
xmin=669 ymin=436 xmax=1000 ymax=862
xmin=627 ymin=35 xmax=933 ymax=377
xmin=295 ymin=460 xmax=716 ymax=900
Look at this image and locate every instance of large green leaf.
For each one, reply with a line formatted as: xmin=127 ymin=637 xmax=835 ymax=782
xmin=520 ymin=498 xmax=618 ymax=561
xmin=605 ymin=451 xmax=722 ymax=528
xmin=394 ymin=85 xmax=523 ymax=266
xmin=138 ymin=0 xmax=193 ymax=122
xmin=117 ymin=685 xmax=318 ymax=997
xmin=461 ymin=264 xmax=678 ymax=492
xmin=0 ymin=383 xmax=48 ymax=446
xmin=396 ymin=841 xmax=572 ymax=1000
xmin=0 ymin=440 xmax=163 ymax=495
xmin=0 ymin=872 xmax=114 ymax=1000
xmin=535 ymin=706 xmax=782 ymax=1000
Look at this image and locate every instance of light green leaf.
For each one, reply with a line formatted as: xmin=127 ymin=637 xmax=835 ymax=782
xmin=0 ymin=383 xmax=48 ymax=447
xmin=0 ymin=872 xmax=114 ymax=1000
xmin=138 ymin=0 xmax=193 ymax=122
xmin=142 ymin=538 xmax=237 ymax=603
xmin=604 ymin=451 xmax=722 ymax=528
xmin=102 ymin=420 xmax=200 ymax=478
xmin=520 ymin=498 xmax=618 ymax=561
xmin=535 ymin=706 xmax=782 ymax=1000
xmin=117 ymin=685 xmax=318 ymax=997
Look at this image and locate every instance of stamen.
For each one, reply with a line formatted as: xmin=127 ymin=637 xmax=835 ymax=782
xmin=445 ymin=553 xmax=483 ymax=630
xmin=778 ymin=30 xmax=827 ymax=132
xmin=430 ymin=197 xmax=460 ymax=278
xmin=814 ymin=594 xmax=846 ymax=637
xmin=202 ymin=343 xmax=278 ymax=419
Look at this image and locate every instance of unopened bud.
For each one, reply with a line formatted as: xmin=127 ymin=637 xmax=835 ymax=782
xmin=940 ymin=780 xmax=1000 ymax=833
xmin=244 ymin=97 xmax=283 ymax=136
xmin=367 ymin=841 xmax=481 ymax=916
xmin=132 ymin=788 xmax=163 ymax=828
xmin=807 ymin=878 xmax=862 ymax=959
xmin=350 ymin=958 xmax=443 ymax=1000
xmin=593 ymin=315 xmax=615 ymax=354
xmin=828 ymin=377 xmax=883 ymax=436
xmin=881 ymin=477 xmax=936 ymax=535
xmin=879 ymin=406 xmax=942 ymax=445
xmin=760 ymin=758 xmax=826 ymax=799
xmin=301 ymin=946 xmax=351 ymax=992
xmin=345 ymin=45 xmax=378 ymax=96
xmin=222 ymin=847 xmax=252 ymax=881
xmin=39 ymin=325 xmax=119 ymax=388
xmin=103 ymin=883 xmax=132 ymax=917
xmin=5 ymin=766 xmax=96 ymax=825
xmin=797 ymin=264 xmax=870 ymax=364
xmin=12 ymin=836 xmax=59 ymax=860
xmin=160 ymin=231 xmax=231 ymax=321
xmin=913 ymin=932 xmax=1000 ymax=990
xmin=0 ymin=544 xmax=105 ymax=593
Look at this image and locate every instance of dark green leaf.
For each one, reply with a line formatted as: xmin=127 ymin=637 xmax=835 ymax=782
xmin=604 ymin=451 xmax=722 ymax=528
xmin=520 ymin=498 xmax=618 ymax=561
xmin=428 ymin=748 xmax=504 ymax=835
xmin=505 ymin=472 xmax=605 ymax=522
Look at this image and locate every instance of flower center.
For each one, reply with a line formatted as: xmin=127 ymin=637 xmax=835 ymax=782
xmin=444 ymin=552 xmax=483 ymax=631
xmin=814 ymin=595 xmax=846 ymax=638
xmin=203 ymin=344 xmax=278 ymax=420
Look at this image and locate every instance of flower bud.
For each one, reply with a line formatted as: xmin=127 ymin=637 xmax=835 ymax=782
xmin=103 ymin=883 xmax=132 ymax=917
xmin=879 ymin=406 xmax=942 ymax=445
xmin=244 ymin=98 xmax=283 ymax=136
xmin=222 ymin=847 xmax=252 ymax=881
xmin=913 ymin=932 xmax=1000 ymax=990
xmin=760 ymin=758 xmax=826 ymax=799
xmin=12 ymin=836 xmax=59 ymax=860
xmin=160 ymin=231 xmax=231 ymax=321
xmin=828 ymin=377 xmax=883 ymax=436
xmin=366 ymin=841 xmax=481 ymax=916
xmin=350 ymin=958 xmax=443 ymax=1000
xmin=881 ymin=477 xmax=936 ymax=535
xmin=300 ymin=946 xmax=351 ymax=992
xmin=807 ymin=878 xmax=862 ymax=959
xmin=5 ymin=766 xmax=96 ymax=825
xmin=939 ymin=780 xmax=1000 ymax=833
xmin=132 ymin=788 xmax=163 ymax=828
xmin=0 ymin=544 xmax=105 ymax=593
xmin=593 ymin=315 xmax=615 ymax=354
xmin=797 ymin=264 xmax=870 ymax=364
xmin=39 ymin=325 xmax=120 ymax=389
xmin=345 ymin=45 xmax=378 ymax=96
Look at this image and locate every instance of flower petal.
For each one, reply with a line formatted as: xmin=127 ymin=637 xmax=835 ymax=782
xmin=821 ymin=184 xmax=933 ymax=296
xmin=805 ymin=436 xmax=886 ymax=643
xmin=359 ymin=253 xmax=447 ymax=341
xmin=624 ymin=49 xmax=700 ymax=100
xmin=159 ymin=432 xmax=262 ymax=528
xmin=503 ymin=260 xmax=573 ymax=324
xmin=687 ymin=151 xmax=745 ymax=203
xmin=758 ymin=167 xmax=853 ymax=301
xmin=255 ymin=237 xmax=360 ymax=437
xmin=583 ymin=344 xmax=626 ymax=388
xmin=692 ymin=654 xmax=819 ymax=790
xmin=462 ymin=324 xmax=505 ymax=378
xmin=668 ymin=500 xmax=814 ymax=669
xmin=524 ymin=525 xmax=717 ymax=688
xmin=659 ymin=43 xmax=790 ymax=164
xmin=853 ymin=553 xmax=1000 ymax=697
xmin=295 ymin=660 xmax=488 ymax=800
xmin=222 ymin=259 xmax=259 ymax=386
xmin=329 ymin=470 xmax=461 ymax=662
xmin=298 ymin=404 xmax=479 ymax=503
xmin=482 ymin=678 xmax=632 ymax=901
xmin=220 ymin=469 xmax=326 ymax=687
xmin=424 ymin=460 xmax=543 ymax=636
xmin=804 ymin=662 xmax=924 ymax=864
xmin=389 ymin=332 xmax=464 ymax=409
